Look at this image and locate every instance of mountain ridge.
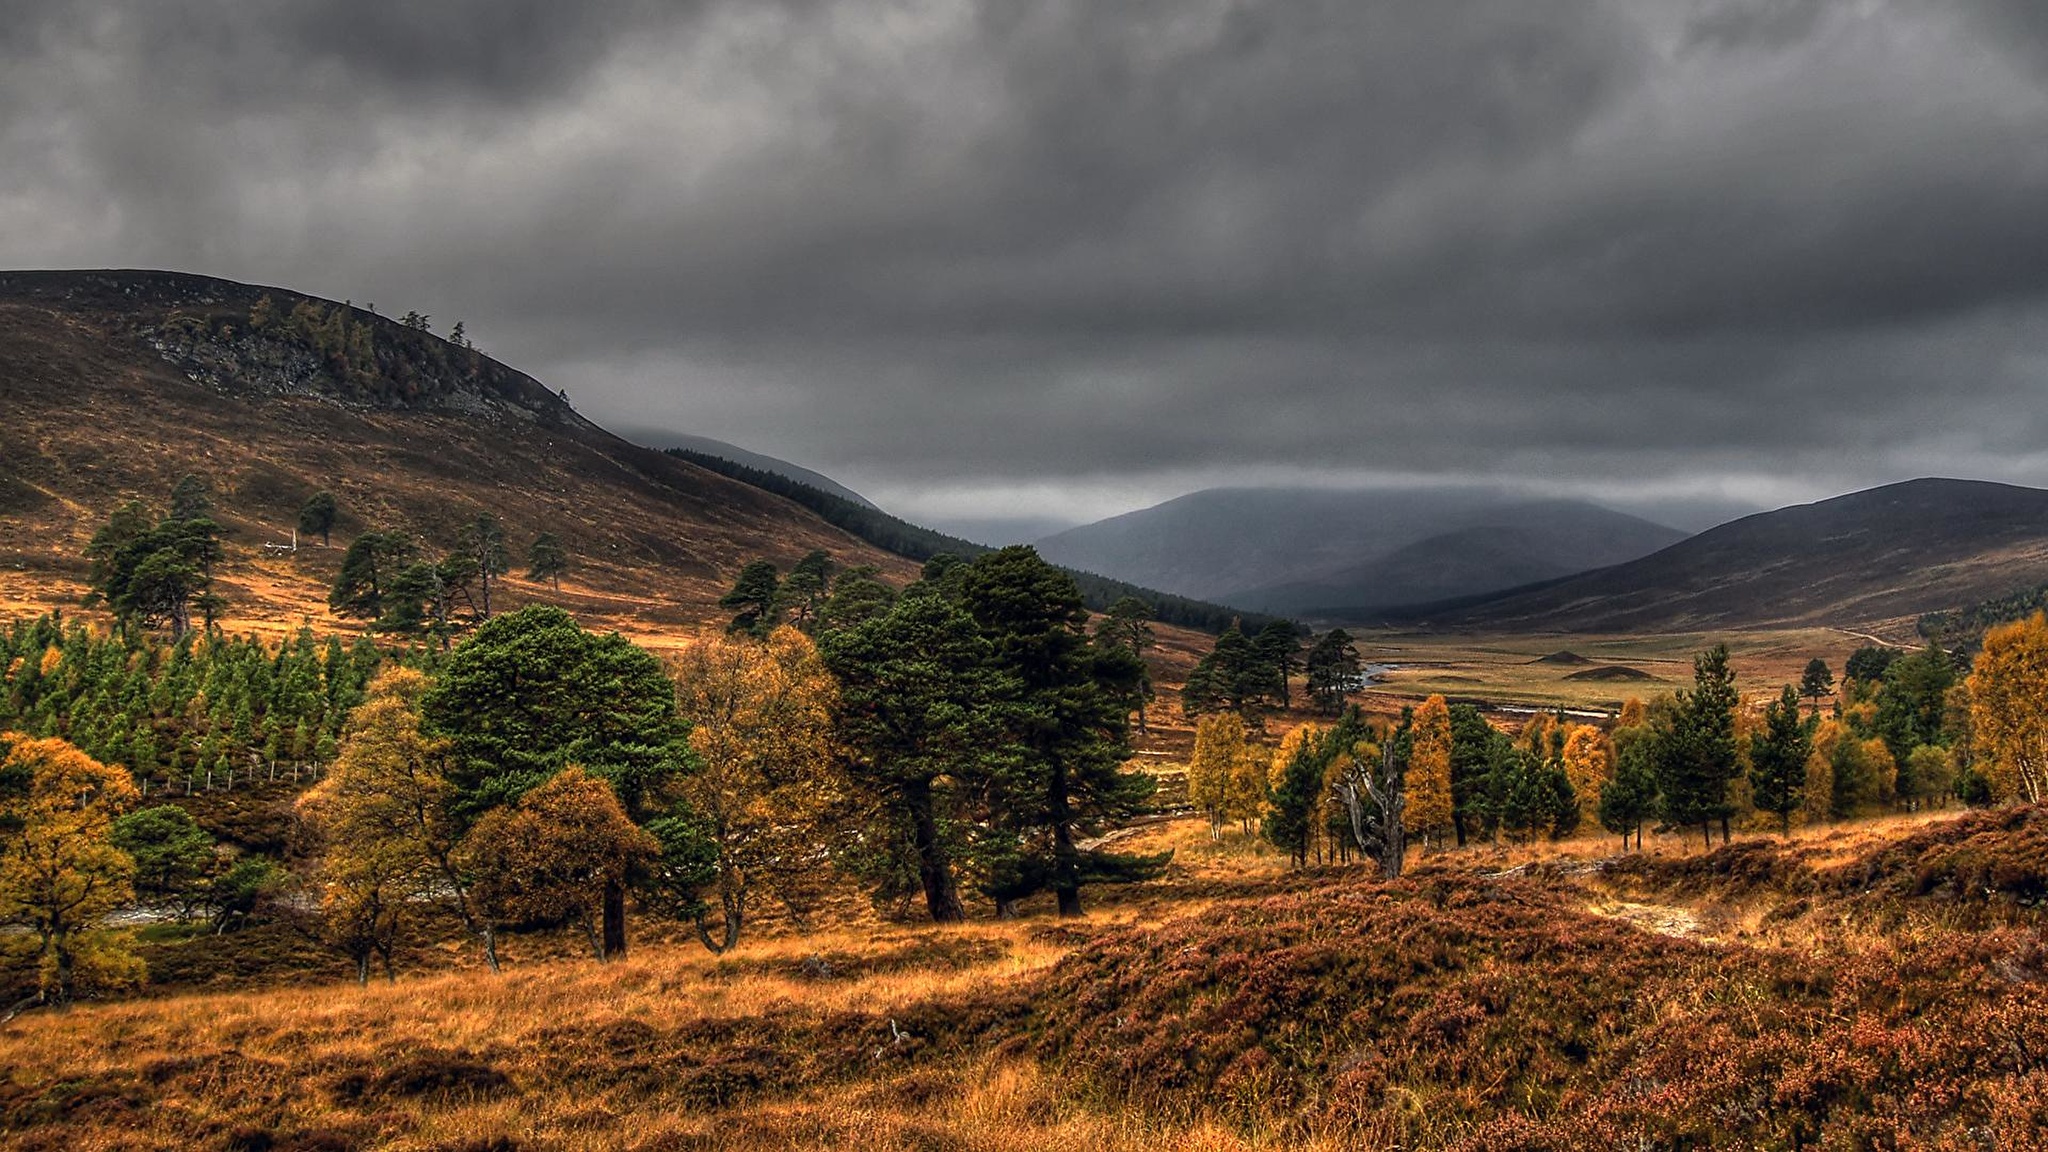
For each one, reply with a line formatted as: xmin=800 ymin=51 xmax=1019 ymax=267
xmin=1396 ymin=477 xmax=2048 ymax=632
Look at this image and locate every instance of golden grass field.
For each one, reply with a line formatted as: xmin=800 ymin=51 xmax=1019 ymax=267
xmin=0 ymin=807 xmax=2004 ymax=1152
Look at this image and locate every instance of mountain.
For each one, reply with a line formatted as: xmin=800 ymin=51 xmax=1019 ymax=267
xmin=1032 ymin=487 xmax=1685 ymax=611
xmin=1407 ymin=478 xmax=2048 ymax=633
xmin=615 ymin=428 xmax=877 ymax=509
xmin=0 ymin=269 xmax=919 ymax=638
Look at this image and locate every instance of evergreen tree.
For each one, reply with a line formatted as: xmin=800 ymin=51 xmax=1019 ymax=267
xmin=1749 ymin=685 xmax=1812 ymax=835
xmin=957 ymin=548 xmax=1166 ymax=917
xmin=816 ymin=565 xmax=896 ymax=632
xmin=525 ymin=532 xmax=569 ymax=591
xmin=1092 ymin=597 xmax=1157 ymax=735
xmin=719 ymin=560 xmax=783 ymax=638
xmin=1799 ymin=658 xmax=1834 ymax=714
xmin=456 ymin=513 xmax=510 ymax=619
xmin=297 ymin=491 xmax=339 ymax=547
xmin=329 ymin=532 xmax=416 ymax=621
xmin=420 ymin=606 xmax=693 ymax=957
xmin=1655 ymin=645 xmax=1742 ymax=846
xmin=1446 ymin=703 xmax=1499 ymax=845
xmin=819 ymin=591 xmax=1014 ymax=922
xmin=1304 ymin=629 xmax=1362 ymax=715
xmin=777 ymin=550 xmax=834 ymax=629
xmin=1599 ymin=733 xmax=1658 ymax=850
xmin=1181 ymin=625 xmax=1268 ymax=719
xmin=1263 ymin=723 xmax=1325 ymax=866
xmin=1253 ymin=621 xmax=1303 ymax=709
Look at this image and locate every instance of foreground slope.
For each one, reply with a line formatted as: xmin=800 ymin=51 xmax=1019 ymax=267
xmin=0 ymin=270 xmax=918 ymax=638
xmin=1407 ymin=477 xmax=2048 ymax=633
xmin=2 ymin=809 xmax=2043 ymax=1149
xmin=1034 ymin=487 xmax=1685 ymax=609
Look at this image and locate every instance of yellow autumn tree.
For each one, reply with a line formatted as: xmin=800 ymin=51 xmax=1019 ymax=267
xmin=1967 ymin=613 xmax=2048 ymax=804
xmin=465 ymin=767 xmax=658 ymax=962
xmin=0 ymin=734 xmax=143 ymax=1003
xmin=1560 ymin=724 xmax=1612 ymax=826
xmin=1224 ymin=741 xmax=1270 ymax=835
xmin=1405 ymin=696 xmax=1454 ymax=846
xmin=1617 ymin=697 xmax=1647 ymax=730
xmin=668 ymin=626 xmax=844 ymax=952
xmin=1189 ymin=712 xmax=1247 ymax=839
xmin=1803 ymin=718 xmax=1839 ymax=827
xmin=299 ymin=668 xmax=496 ymax=971
xmin=1270 ymin=725 xmax=1319 ymax=794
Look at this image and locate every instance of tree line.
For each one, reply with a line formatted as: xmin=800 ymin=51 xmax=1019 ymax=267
xmin=1186 ymin=623 xmax=2048 ymax=874
xmin=1 ymin=545 xmax=1171 ymax=1002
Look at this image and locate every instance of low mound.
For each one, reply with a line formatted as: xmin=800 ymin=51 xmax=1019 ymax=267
xmin=1564 ymin=664 xmax=1661 ymax=682
xmin=1533 ymin=650 xmax=1592 ymax=665
xmin=1026 ymin=868 xmax=2048 ymax=1146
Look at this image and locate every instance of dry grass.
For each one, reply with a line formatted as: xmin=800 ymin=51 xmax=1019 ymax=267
xmin=5 ymin=809 xmax=2047 ymax=1149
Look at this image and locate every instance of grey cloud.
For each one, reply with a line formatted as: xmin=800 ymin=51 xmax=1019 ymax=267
xmin=5 ymin=0 xmax=2048 ymax=526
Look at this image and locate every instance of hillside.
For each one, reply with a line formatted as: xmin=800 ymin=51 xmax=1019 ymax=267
xmin=1034 ymin=487 xmax=1684 ymax=610
xmin=1406 ymin=478 xmax=2048 ymax=633
xmin=0 ymin=270 xmax=921 ymax=643
xmin=614 ymin=428 xmax=879 ymax=509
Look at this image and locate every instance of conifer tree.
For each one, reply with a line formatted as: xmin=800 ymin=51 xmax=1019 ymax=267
xmin=1254 ymin=621 xmax=1303 ymax=709
xmin=777 ymin=550 xmax=833 ymax=630
xmin=720 ymin=560 xmax=783 ymax=638
xmin=525 ymin=532 xmax=569 ymax=592
xmin=1749 ymin=684 xmax=1812 ymax=835
xmin=1655 ymin=645 xmax=1742 ymax=846
xmin=819 ymin=590 xmax=1013 ymax=922
xmin=1799 ymin=658 xmax=1834 ymax=714
xmin=456 ymin=513 xmax=510 ymax=619
xmin=297 ymin=491 xmax=339 ymax=547
xmin=956 ymin=547 xmax=1164 ymax=916
xmin=1304 ymin=629 xmax=1362 ymax=715
xmin=1599 ymin=735 xmax=1657 ymax=850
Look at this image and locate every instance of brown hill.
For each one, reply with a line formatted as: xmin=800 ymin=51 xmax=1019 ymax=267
xmin=1401 ymin=478 xmax=2048 ymax=633
xmin=0 ymin=269 xmax=919 ymax=644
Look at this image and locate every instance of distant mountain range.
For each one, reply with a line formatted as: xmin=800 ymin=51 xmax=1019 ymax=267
xmin=1396 ymin=478 xmax=2048 ymax=632
xmin=1032 ymin=487 xmax=1687 ymax=614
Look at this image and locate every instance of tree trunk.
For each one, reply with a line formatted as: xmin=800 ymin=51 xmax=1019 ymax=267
xmin=601 ymin=880 xmax=628 ymax=960
xmin=905 ymin=780 xmax=964 ymax=923
xmin=1720 ymin=815 xmax=1731 ymax=845
xmin=355 ymin=953 xmax=370 ymax=986
xmin=482 ymin=925 xmax=501 ymax=973
xmin=994 ymin=897 xmax=1019 ymax=920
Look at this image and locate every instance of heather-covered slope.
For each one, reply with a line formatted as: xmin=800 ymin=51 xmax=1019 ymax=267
xmin=1410 ymin=478 xmax=2048 ymax=632
xmin=0 ymin=270 xmax=918 ymax=639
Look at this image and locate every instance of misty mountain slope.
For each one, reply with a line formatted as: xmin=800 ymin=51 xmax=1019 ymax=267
xmin=1409 ymin=478 xmax=2048 ymax=632
xmin=1033 ymin=487 xmax=1684 ymax=609
xmin=616 ymin=429 xmax=878 ymax=509
xmin=0 ymin=269 xmax=919 ymax=632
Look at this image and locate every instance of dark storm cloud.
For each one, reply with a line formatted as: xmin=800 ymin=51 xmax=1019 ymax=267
xmin=4 ymin=0 xmax=2048 ymax=526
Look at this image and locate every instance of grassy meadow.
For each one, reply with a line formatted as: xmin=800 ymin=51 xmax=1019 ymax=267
xmin=6 ymin=807 xmax=2047 ymax=1150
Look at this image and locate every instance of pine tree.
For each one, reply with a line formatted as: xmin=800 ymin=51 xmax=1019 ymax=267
xmin=456 ymin=514 xmax=510 ymax=619
xmin=1254 ymin=621 xmax=1302 ymax=710
xmin=1304 ymin=629 xmax=1362 ymax=715
xmin=1749 ymin=684 xmax=1812 ymax=835
xmin=1655 ymin=645 xmax=1742 ymax=846
xmin=525 ymin=532 xmax=569 ymax=592
xmin=297 ymin=491 xmax=339 ymax=547
xmin=720 ymin=560 xmax=783 ymax=638
xmin=1799 ymin=658 xmax=1834 ymax=714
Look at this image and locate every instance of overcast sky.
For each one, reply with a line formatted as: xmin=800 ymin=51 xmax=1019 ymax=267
xmin=6 ymin=1 xmax=2048 ymax=533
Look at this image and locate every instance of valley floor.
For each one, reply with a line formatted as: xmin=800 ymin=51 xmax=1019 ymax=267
xmin=4 ymin=807 xmax=2045 ymax=1151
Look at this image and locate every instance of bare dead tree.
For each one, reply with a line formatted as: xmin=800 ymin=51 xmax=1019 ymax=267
xmin=1338 ymin=740 xmax=1406 ymax=880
